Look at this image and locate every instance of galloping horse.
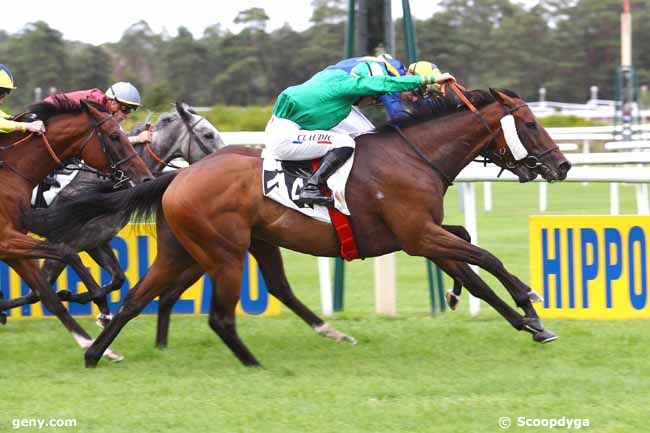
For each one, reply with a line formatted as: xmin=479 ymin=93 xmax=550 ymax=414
xmin=35 ymin=89 xmax=570 ymax=367
xmin=1 ymin=102 xmax=223 ymax=313
xmin=0 ymin=97 xmax=152 ymax=359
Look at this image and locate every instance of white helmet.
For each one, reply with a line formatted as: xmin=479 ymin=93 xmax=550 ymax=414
xmin=105 ymin=82 xmax=141 ymax=107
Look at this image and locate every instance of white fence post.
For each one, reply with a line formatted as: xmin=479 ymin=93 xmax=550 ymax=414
xmin=462 ymin=183 xmax=481 ymax=316
xmin=539 ymin=182 xmax=548 ymax=212
xmin=483 ymin=182 xmax=492 ymax=212
xmin=374 ymin=253 xmax=396 ymax=315
xmin=318 ymin=257 xmax=333 ymax=316
xmin=610 ymin=183 xmax=620 ymax=215
xmin=636 ymin=184 xmax=649 ymax=215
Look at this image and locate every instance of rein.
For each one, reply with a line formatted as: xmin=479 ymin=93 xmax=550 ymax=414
xmin=145 ymin=114 xmax=212 ymax=170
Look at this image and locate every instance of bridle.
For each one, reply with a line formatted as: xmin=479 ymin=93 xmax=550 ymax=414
xmin=392 ymin=81 xmax=559 ymax=183
xmin=143 ymin=112 xmax=213 ymax=171
xmin=0 ymin=113 xmax=137 ymax=188
xmin=79 ymin=114 xmax=139 ymax=188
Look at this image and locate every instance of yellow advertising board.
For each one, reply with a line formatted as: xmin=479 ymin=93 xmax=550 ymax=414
xmin=0 ymin=224 xmax=280 ymax=319
xmin=530 ymin=215 xmax=649 ymax=319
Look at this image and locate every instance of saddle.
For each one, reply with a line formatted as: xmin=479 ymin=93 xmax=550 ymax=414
xmin=262 ymin=157 xmax=360 ymax=260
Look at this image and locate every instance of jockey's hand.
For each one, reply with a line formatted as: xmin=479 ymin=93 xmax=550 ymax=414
xmin=136 ymin=130 xmax=153 ymax=143
xmin=435 ymin=73 xmax=456 ymax=84
xmin=25 ymin=120 xmax=46 ymax=134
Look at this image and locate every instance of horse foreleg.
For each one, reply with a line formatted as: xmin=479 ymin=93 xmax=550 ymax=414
xmin=6 ymin=259 xmax=123 ymax=360
xmin=250 ymin=239 xmax=356 ymax=344
xmin=414 ymin=223 xmax=553 ymax=338
xmin=0 ymin=232 xmax=112 ymax=327
xmin=86 ymin=243 xmax=126 ymax=295
xmin=440 ymin=224 xmax=472 ymax=310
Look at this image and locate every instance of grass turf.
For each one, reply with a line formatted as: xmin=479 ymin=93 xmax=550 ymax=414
xmin=1 ymin=181 xmax=649 ymax=433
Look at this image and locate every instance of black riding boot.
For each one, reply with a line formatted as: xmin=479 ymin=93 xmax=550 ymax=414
xmin=300 ymin=147 xmax=354 ymax=207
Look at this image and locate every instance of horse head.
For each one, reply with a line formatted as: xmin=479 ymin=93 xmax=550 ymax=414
xmin=76 ymin=99 xmax=153 ymax=187
xmin=481 ymin=89 xmax=571 ymax=182
xmin=148 ymin=103 xmax=225 ymax=171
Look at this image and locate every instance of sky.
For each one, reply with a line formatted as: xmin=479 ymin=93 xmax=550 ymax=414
xmin=0 ymin=0 xmax=456 ymax=46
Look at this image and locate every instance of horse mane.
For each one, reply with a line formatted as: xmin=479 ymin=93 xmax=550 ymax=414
xmin=27 ymin=95 xmax=108 ymax=122
xmin=378 ymin=88 xmax=521 ymax=131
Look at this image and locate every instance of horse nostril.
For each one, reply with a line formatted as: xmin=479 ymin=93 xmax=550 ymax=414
xmin=559 ymin=161 xmax=572 ymax=173
xmin=143 ymin=176 xmax=154 ymax=183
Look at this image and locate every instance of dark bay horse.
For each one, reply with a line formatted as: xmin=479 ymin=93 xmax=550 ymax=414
xmin=35 ymin=89 xmax=571 ymax=367
xmin=1 ymin=103 xmax=224 ymax=315
xmin=0 ymin=97 xmax=152 ymax=360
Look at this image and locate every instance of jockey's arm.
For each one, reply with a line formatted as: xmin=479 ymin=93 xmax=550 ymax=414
xmin=342 ymin=74 xmax=433 ymax=98
xmin=0 ymin=115 xmax=27 ymax=133
xmin=0 ymin=114 xmax=45 ymax=134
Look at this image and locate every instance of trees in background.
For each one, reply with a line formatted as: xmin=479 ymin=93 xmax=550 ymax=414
xmin=1 ymin=0 xmax=650 ymax=111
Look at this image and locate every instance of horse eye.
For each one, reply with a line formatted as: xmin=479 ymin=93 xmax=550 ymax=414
xmin=525 ymin=122 xmax=537 ymax=130
xmin=204 ymin=133 xmax=214 ymax=139
xmin=110 ymin=133 xmax=120 ymax=140
xmin=162 ymin=117 xmax=171 ymax=123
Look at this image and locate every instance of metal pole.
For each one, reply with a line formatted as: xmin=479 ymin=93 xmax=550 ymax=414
xmin=345 ymin=0 xmax=356 ymax=58
xmin=401 ymin=0 xmax=417 ymax=63
xmin=333 ymin=257 xmax=345 ymax=311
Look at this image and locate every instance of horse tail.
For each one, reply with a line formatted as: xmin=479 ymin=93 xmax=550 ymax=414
xmin=26 ymin=172 xmax=179 ymax=240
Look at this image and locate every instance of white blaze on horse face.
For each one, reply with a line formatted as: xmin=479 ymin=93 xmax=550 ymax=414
xmin=500 ymin=115 xmax=528 ymax=161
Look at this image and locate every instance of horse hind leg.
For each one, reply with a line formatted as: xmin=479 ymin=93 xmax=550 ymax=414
xmin=155 ymin=266 xmax=203 ymax=349
xmin=207 ymin=257 xmax=261 ymax=367
xmin=250 ymin=239 xmax=355 ymax=344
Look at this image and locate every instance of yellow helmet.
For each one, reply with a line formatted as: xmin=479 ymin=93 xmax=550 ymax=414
xmin=0 ymin=64 xmax=17 ymax=90
xmin=407 ymin=61 xmax=442 ymax=79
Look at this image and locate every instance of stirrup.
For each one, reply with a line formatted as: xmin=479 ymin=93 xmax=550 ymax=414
xmin=300 ymin=193 xmax=334 ymax=207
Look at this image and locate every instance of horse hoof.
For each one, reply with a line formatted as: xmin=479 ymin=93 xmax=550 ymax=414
xmin=95 ymin=313 xmax=113 ymax=329
xmin=57 ymin=290 xmax=73 ymax=301
xmin=528 ymin=290 xmax=544 ymax=303
xmin=84 ymin=354 xmax=99 ymax=368
xmin=0 ymin=313 xmax=7 ymax=325
xmin=445 ymin=290 xmax=460 ymax=310
xmin=533 ymin=329 xmax=558 ymax=344
xmin=104 ymin=348 xmax=124 ymax=362
xmin=314 ymin=323 xmax=356 ymax=344
xmin=522 ymin=317 xmax=544 ymax=334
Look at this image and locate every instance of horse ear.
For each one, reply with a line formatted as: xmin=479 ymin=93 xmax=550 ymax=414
xmin=489 ymin=88 xmax=514 ymax=107
xmin=176 ymin=101 xmax=192 ymax=120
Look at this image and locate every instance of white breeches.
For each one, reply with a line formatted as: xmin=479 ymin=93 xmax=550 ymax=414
xmin=262 ymin=107 xmax=374 ymax=161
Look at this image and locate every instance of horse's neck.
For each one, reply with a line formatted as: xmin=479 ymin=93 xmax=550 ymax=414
xmin=414 ymin=108 xmax=497 ymax=181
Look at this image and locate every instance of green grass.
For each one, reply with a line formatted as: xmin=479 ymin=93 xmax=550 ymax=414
xmin=1 ymin=181 xmax=648 ymax=433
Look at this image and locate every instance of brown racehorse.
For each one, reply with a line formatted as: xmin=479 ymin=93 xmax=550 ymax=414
xmin=0 ymin=97 xmax=152 ymax=360
xmin=34 ymin=89 xmax=571 ymax=367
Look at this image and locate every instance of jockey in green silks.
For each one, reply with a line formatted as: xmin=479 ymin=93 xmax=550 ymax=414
xmin=263 ymin=61 xmax=454 ymax=207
